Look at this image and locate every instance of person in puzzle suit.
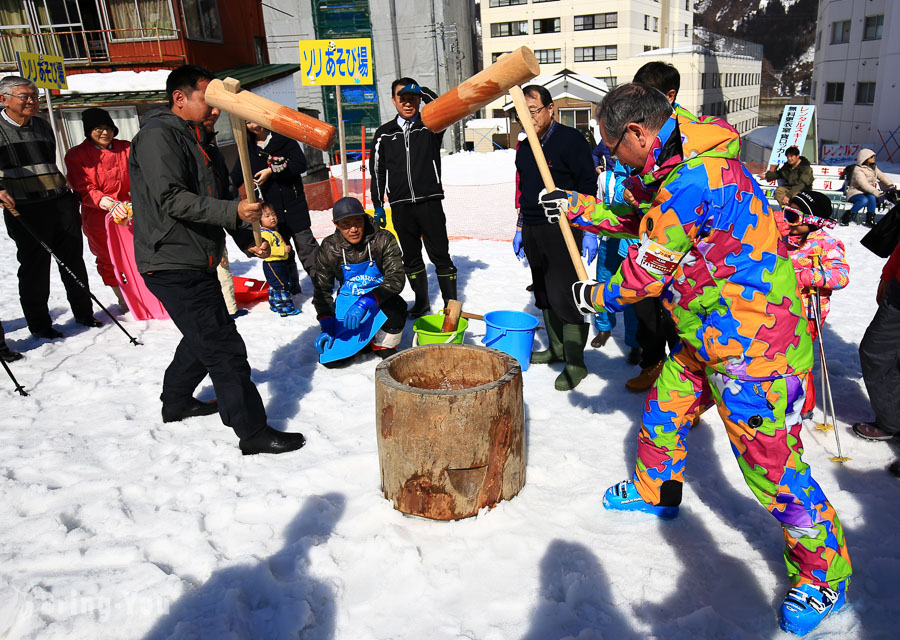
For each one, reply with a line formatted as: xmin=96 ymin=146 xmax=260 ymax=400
xmin=538 ymin=83 xmax=851 ymax=637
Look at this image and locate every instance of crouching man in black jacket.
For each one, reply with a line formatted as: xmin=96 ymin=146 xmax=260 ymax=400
xmin=369 ymin=77 xmax=457 ymax=318
xmin=129 ymin=65 xmax=305 ymax=456
xmin=313 ymin=197 xmax=407 ymax=362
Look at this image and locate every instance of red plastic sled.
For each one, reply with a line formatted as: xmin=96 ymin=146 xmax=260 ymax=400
xmin=233 ymin=277 xmax=269 ymax=303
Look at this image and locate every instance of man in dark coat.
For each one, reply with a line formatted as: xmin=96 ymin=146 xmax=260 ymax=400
xmin=369 ymin=77 xmax=457 ymax=318
xmin=758 ymin=145 xmax=814 ymax=207
xmin=129 ymin=64 xmax=305 ymax=456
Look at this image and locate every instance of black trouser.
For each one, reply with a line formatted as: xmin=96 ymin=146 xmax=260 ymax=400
xmin=288 ymin=227 xmax=319 ymax=279
xmin=859 ymin=300 xmax=900 ymax=434
xmin=633 ymin=297 xmax=679 ymax=368
xmin=522 ymin=222 xmax=586 ymax=325
xmin=3 ymin=194 xmax=93 ymax=332
xmin=143 ymin=269 xmax=267 ymax=440
xmin=380 ymin=293 xmax=409 ymax=333
xmin=391 ymin=199 xmax=455 ymax=277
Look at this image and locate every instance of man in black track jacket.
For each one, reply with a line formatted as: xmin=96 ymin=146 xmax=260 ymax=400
xmin=130 ymin=64 xmax=305 ymax=456
xmin=369 ymin=77 xmax=457 ymax=318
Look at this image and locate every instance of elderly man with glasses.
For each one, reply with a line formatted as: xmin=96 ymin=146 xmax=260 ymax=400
xmin=0 ymin=75 xmax=98 ymax=339
xmin=539 ymin=83 xmax=851 ymax=636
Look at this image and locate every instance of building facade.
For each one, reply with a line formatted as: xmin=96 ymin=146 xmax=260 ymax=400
xmin=812 ymin=0 xmax=899 ymax=148
xmin=480 ymin=0 xmax=762 ymax=135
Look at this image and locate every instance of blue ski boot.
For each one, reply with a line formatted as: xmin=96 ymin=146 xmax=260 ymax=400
xmin=602 ymin=480 xmax=679 ymax=520
xmin=779 ymin=582 xmax=846 ymax=636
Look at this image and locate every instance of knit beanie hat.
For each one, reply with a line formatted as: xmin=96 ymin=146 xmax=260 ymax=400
xmin=82 ymin=107 xmax=118 ymax=138
xmin=786 ymin=190 xmax=836 ymax=229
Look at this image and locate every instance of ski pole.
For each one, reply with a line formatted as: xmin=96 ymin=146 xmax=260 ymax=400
xmin=8 ymin=207 xmax=141 ymax=346
xmin=810 ymin=256 xmax=849 ymax=462
xmin=1 ymin=357 xmax=28 ymax=396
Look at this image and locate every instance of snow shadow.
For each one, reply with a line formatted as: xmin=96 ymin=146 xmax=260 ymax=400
xmin=817 ymin=323 xmax=872 ymax=425
xmin=251 ymin=324 xmax=321 ymax=423
xmin=143 ymin=492 xmax=346 ymax=640
xmin=521 ymin=539 xmax=636 ymax=639
xmin=830 ymin=462 xmax=900 ymax=638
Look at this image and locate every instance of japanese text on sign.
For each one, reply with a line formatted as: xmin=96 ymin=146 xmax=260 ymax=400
xmin=768 ymin=105 xmax=814 ymax=166
xmin=821 ymin=143 xmax=864 ymax=166
xmin=16 ymin=52 xmax=67 ymax=90
xmin=298 ymin=38 xmax=373 ymax=86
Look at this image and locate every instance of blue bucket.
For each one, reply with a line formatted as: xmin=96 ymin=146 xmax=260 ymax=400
xmin=481 ymin=310 xmax=540 ymax=370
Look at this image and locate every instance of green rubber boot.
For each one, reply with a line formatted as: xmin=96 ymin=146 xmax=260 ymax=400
xmin=530 ymin=309 xmax=564 ymax=364
xmin=555 ymin=323 xmax=589 ymax=391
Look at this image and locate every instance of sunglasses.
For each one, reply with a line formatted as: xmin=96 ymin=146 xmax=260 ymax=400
xmin=782 ymin=206 xmax=802 ymax=224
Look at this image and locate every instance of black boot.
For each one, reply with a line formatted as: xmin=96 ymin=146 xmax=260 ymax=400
xmin=839 ymin=212 xmax=851 ymax=226
xmin=161 ymin=397 xmax=219 ymax=423
xmin=864 ymin=212 xmax=875 ymax=227
xmin=531 ymin=309 xmax=564 ymax=364
xmin=556 ymin=323 xmax=589 ymax=390
xmin=407 ymin=269 xmax=431 ymax=318
xmin=239 ymin=425 xmax=306 ymax=455
xmin=437 ymin=267 xmax=458 ymax=310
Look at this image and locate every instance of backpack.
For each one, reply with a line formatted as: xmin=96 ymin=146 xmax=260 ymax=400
xmin=840 ymin=164 xmax=855 ymax=195
xmin=860 ymin=203 xmax=900 ymax=258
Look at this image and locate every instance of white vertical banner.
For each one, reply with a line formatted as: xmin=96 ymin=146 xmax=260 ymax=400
xmin=768 ymin=105 xmax=815 ymax=166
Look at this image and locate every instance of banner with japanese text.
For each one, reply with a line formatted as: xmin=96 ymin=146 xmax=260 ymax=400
xmin=820 ymin=143 xmax=864 ymax=166
xmin=768 ymin=105 xmax=814 ymax=166
xmin=16 ymin=52 xmax=67 ymax=90
xmin=298 ymin=38 xmax=373 ymax=87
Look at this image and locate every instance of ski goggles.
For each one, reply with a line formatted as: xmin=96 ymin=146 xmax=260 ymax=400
xmin=782 ymin=206 xmax=837 ymax=230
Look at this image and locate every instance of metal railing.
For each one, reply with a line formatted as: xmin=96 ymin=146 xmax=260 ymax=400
xmin=0 ymin=28 xmax=186 ymax=69
xmin=693 ymin=27 xmax=763 ymax=61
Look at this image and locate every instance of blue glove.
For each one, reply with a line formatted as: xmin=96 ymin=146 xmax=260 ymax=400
xmin=343 ymin=294 xmax=378 ymax=330
xmin=512 ymin=228 xmax=524 ymax=260
xmin=374 ymin=207 xmax=386 ymax=228
xmin=314 ymin=316 xmax=338 ymax=354
xmin=581 ymin=233 xmax=599 ymax=265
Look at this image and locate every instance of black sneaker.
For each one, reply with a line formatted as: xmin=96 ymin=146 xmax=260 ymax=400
xmin=161 ymin=398 xmax=219 ymax=423
xmin=239 ymin=426 xmax=306 ymax=455
xmin=0 ymin=346 xmax=23 ymax=362
xmin=75 ymin=316 xmax=102 ymax=328
xmin=852 ymin=421 xmax=896 ymax=442
xmin=31 ymin=327 xmax=63 ymax=339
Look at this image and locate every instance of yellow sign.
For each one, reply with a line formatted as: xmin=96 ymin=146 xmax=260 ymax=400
xmin=16 ymin=52 xmax=67 ymax=90
xmin=298 ymin=38 xmax=372 ymax=87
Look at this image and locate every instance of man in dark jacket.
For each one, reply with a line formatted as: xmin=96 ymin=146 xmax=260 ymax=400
xmin=516 ymin=84 xmax=597 ymax=391
xmin=758 ymin=145 xmax=814 ymax=207
xmin=230 ymin=122 xmax=317 ymax=289
xmin=129 ymin=64 xmax=305 ymax=456
xmin=369 ymin=77 xmax=457 ymax=318
xmin=313 ymin=197 xmax=407 ymax=361
xmin=0 ymin=75 xmax=99 ymax=339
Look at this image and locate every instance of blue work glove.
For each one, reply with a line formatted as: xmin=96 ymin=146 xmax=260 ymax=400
xmin=373 ymin=207 xmax=387 ymax=228
xmin=343 ymin=294 xmax=378 ymax=330
xmin=572 ymin=280 xmax=600 ymax=314
xmin=314 ymin=316 xmax=338 ymax=354
xmin=512 ymin=228 xmax=524 ymax=260
xmin=538 ymin=188 xmax=569 ymax=224
xmin=581 ymin=232 xmax=599 ymax=265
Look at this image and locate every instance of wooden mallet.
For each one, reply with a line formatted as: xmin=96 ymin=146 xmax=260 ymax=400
xmin=221 ymin=78 xmax=262 ymax=247
xmin=508 ymin=85 xmax=589 ymax=281
xmin=420 ymin=46 xmax=540 ymax=133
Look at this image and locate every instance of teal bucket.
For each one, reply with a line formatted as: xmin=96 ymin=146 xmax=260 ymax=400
xmin=481 ymin=310 xmax=539 ymax=370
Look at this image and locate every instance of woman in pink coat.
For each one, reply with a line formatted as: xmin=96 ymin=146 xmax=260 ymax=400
xmin=65 ymin=108 xmax=131 ymax=307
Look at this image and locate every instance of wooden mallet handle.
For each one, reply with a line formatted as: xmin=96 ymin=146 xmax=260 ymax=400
xmin=509 ymin=85 xmax=588 ymax=281
xmin=223 ymin=78 xmax=262 ymax=247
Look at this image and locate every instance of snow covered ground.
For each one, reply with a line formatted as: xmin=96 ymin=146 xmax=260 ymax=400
xmin=1 ymin=152 xmax=899 ymax=640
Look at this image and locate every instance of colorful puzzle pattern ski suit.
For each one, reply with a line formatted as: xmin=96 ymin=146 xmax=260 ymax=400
xmin=560 ymin=113 xmax=851 ymax=589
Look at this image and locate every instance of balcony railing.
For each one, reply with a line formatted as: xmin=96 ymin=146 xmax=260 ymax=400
xmin=0 ymin=28 xmax=186 ymax=69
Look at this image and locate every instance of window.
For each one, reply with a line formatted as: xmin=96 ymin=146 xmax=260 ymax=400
xmin=533 ymin=18 xmax=560 ymax=34
xmin=653 ymin=17 xmax=659 ymax=32
xmin=644 ymin=15 xmax=651 ymax=30
xmin=815 ymin=31 xmax=821 ymax=51
xmin=181 ymin=0 xmax=222 ymax=42
xmin=574 ymin=45 xmax=617 ymax=62
xmin=712 ymin=73 xmax=719 ymax=88
xmin=489 ymin=0 xmax=526 ymax=6
xmin=107 ymin=0 xmax=176 ymax=39
xmin=559 ymin=108 xmax=590 ymax=134
xmin=863 ymin=15 xmax=884 ymax=41
xmin=684 ymin=24 xmax=689 ymax=38
xmin=574 ymin=13 xmax=616 ymax=30
xmin=597 ymin=75 xmax=616 ymax=88
xmin=534 ymin=48 xmax=561 ymax=64
xmin=831 ymin=20 xmax=850 ymax=44
xmin=532 ymin=0 xmax=559 ymax=3
xmin=491 ymin=51 xmax=511 ymax=63
xmin=825 ymin=82 xmax=844 ymax=103
xmin=490 ymin=21 xmax=527 ymax=37
xmin=811 ymin=82 xmax=816 ymax=100
xmin=685 ymin=0 xmax=690 ymax=9
xmin=643 ymin=45 xmax=658 ymax=52
xmin=856 ymin=82 xmax=876 ymax=104
xmin=700 ymin=73 xmax=707 ymax=89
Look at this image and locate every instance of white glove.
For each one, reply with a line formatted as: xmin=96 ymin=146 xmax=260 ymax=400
xmin=111 ymin=201 xmax=133 ymax=225
xmin=572 ymin=279 xmax=599 ymax=314
xmin=538 ymin=188 xmax=569 ymax=224
xmin=99 ymin=196 xmax=117 ymax=211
